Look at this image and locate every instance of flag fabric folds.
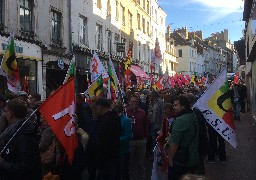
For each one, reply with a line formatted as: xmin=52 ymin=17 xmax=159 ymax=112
xmin=0 ymin=34 xmax=21 ymax=93
xmin=124 ymin=41 xmax=133 ymax=88
xmin=152 ymin=76 xmax=164 ymax=90
xmin=107 ymin=57 xmax=119 ymax=99
xmin=39 ymin=77 xmax=78 ymax=164
xmin=84 ymin=74 xmax=104 ymax=99
xmin=90 ymin=52 xmax=108 ymax=83
xmin=63 ymin=57 xmax=75 ymax=84
xmin=194 ymin=67 xmax=237 ymax=148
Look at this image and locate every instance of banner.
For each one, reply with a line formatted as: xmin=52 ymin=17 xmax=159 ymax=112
xmin=194 ymin=67 xmax=237 ymax=148
xmin=39 ymin=77 xmax=78 ymax=164
xmin=124 ymin=41 xmax=133 ymax=88
xmin=84 ymin=74 xmax=104 ymax=99
xmin=0 ymin=34 xmax=21 ymax=93
xmin=90 ymin=52 xmax=108 ymax=83
xmin=63 ymin=56 xmax=75 ymax=84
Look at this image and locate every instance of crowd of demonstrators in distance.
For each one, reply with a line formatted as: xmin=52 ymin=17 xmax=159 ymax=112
xmin=0 ymin=77 xmax=247 ymax=180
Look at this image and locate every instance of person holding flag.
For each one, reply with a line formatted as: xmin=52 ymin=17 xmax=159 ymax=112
xmin=0 ymin=99 xmax=41 ymax=180
xmin=193 ymin=67 xmax=237 ymax=164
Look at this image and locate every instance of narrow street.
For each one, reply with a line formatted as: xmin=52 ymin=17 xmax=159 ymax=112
xmin=144 ymin=112 xmax=256 ymax=180
xmin=205 ymin=112 xmax=256 ymax=180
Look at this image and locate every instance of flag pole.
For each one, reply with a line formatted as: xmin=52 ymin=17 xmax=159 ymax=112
xmin=0 ymin=109 xmax=38 ymax=155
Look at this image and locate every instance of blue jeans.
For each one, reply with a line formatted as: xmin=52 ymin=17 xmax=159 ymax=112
xmin=233 ymin=103 xmax=240 ymax=120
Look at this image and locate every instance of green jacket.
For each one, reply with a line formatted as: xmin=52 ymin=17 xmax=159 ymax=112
xmin=169 ymin=108 xmax=199 ymax=167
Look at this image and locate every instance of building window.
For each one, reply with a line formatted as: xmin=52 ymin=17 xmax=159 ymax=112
xmin=96 ymin=24 xmax=103 ymax=51
xmin=0 ymin=0 xmax=4 ymax=29
xmin=138 ymin=42 xmax=141 ymax=60
xmin=142 ymin=18 xmax=145 ymax=33
xmin=155 ymin=10 xmax=157 ymax=22
xmin=178 ymin=49 xmax=182 ymax=57
xmin=147 ymin=0 xmax=149 ymax=14
xmin=115 ymin=0 xmax=119 ymax=20
xmin=51 ymin=10 xmax=61 ymax=43
xmin=121 ymin=37 xmax=126 ymax=57
xmin=115 ymin=33 xmax=120 ymax=53
xmin=137 ymin=0 xmax=140 ymax=5
xmin=79 ymin=16 xmax=88 ymax=46
xmin=151 ymin=26 xmax=153 ymax=38
xmin=20 ymin=0 xmax=33 ymax=31
xmin=147 ymin=21 xmax=149 ymax=35
xmin=121 ymin=5 xmax=125 ymax=26
xmin=160 ymin=17 xmax=163 ymax=25
xmin=107 ymin=0 xmax=111 ymax=16
xmin=107 ymin=30 xmax=112 ymax=53
xmin=128 ymin=12 xmax=132 ymax=30
xmin=97 ymin=0 xmax=102 ymax=9
xmin=143 ymin=0 xmax=145 ymax=9
xmin=137 ymin=13 xmax=141 ymax=30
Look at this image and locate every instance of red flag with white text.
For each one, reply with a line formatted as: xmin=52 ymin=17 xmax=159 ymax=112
xmin=39 ymin=77 xmax=78 ymax=164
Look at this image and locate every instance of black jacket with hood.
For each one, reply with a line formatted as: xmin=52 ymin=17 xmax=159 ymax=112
xmin=0 ymin=119 xmax=41 ymax=180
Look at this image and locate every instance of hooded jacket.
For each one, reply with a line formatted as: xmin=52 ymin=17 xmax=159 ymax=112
xmin=0 ymin=119 xmax=41 ymax=180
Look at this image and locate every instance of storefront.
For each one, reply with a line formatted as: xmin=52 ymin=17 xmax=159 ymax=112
xmin=0 ymin=36 xmax=42 ymax=95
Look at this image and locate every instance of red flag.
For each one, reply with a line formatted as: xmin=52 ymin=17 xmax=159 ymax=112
xmin=39 ymin=77 xmax=78 ymax=164
xmin=233 ymin=72 xmax=239 ymax=84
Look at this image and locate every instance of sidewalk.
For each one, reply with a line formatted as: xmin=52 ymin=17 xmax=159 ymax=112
xmin=205 ymin=112 xmax=256 ymax=180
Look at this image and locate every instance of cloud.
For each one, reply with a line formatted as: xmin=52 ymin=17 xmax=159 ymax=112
xmin=167 ymin=0 xmax=243 ymax=23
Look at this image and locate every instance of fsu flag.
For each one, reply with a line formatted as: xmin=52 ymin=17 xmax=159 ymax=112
xmin=39 ymin=78 xmax=78 ymax=164
xmin=0 ymin=34 xmax=21 ymax=93
xmin=194 ymin=67 xmax=237 ymax=148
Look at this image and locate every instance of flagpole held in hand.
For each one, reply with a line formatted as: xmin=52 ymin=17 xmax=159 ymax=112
xmin=0 ymin=108 xmax=38 ymax=155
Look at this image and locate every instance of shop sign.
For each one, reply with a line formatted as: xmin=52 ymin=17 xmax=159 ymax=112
xmin=58 ymin=58 xmax=65 ymax=69
xmin=2 ymin=43 xmax=23 ymax=53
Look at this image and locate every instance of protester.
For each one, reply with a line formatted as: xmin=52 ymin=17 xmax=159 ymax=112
xmin=0 ymin=99 xmax=41 ymax=179
xmin=127 ymin=94 xmax=149 ymax=180
xmin=185 ymin=93 xmax=209 ymax=175
xmin=207 ymin=124 xmax=226 ymax=163
xmin=168 ymin=95 xmax=199 ymax=180
xmin=93 ymin=97 xmax=121 ymax=180
xmin=0 ymin=94 xmax=6 ymax=115
xmin=230 ymin=83 xmax=241 ymax=121
xmin=238 ymin=80 xmax=247 ymax=113
xmin=148 ymin=90 xmax=165 ymax=148
xmin=114 ymin=100 xmax=133 ymax=180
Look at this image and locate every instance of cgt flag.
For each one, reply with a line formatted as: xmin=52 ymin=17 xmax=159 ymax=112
xmin=84 ymin=74 xmax=104 ymax=99
xmin=0 ymin=34 xmax=21 ymax=93
xmin=194 ymin=67 xmax=237 ymax=148
xmin=39 ymin=77 xmax=78 ymax=164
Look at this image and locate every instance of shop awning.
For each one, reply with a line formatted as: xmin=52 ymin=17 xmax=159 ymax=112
xmin=130 ymin=65 xmax=150 ymax=79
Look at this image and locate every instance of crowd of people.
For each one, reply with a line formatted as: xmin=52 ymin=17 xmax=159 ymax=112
xmin=0 ymin=79 xmax=247 ymax=180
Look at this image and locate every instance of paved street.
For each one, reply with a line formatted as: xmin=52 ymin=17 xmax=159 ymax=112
xmin=205 ymin=112 xmax=256 ymax=180
xmin=83 ymin=112 xmax=256 ymax=180
xmin=145 ymin=112 xmax=256 ymax=180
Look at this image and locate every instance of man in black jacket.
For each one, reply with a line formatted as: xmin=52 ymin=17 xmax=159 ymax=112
xmin=0 ymin=99 xmax=41 ymax=180
xmin=93 ymin=97 xmax=121 ymax=180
